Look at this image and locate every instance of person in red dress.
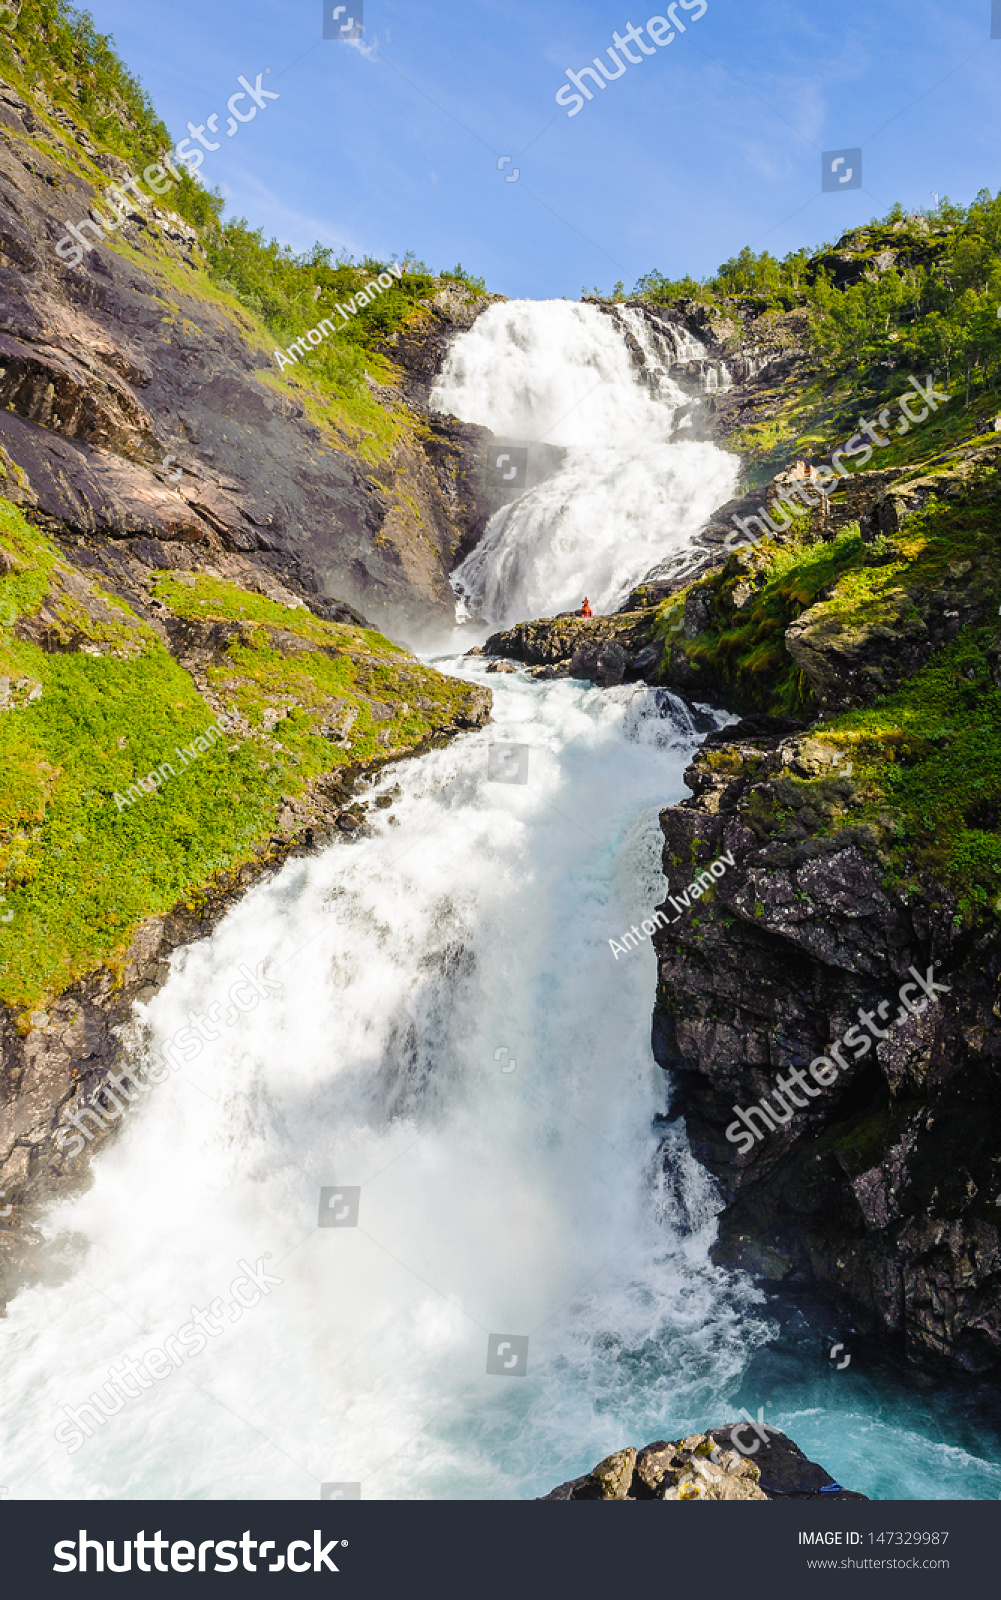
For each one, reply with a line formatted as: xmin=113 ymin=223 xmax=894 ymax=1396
xmin=580 ymin=597 xmax=592 ymax=618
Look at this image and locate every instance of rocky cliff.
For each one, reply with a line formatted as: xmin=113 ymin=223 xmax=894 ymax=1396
xmin=652 ymin=718 xmax=1001 ymax=1374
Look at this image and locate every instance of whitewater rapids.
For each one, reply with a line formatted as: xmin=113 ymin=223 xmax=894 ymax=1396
xmin=0 ymin=674 xmax=769 ymax=1498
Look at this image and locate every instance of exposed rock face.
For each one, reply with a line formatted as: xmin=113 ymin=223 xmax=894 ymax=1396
xmin=650 ymin=720 xmax=1001 ymax=1374
xmin=0 ymin=77 xmax=496 ymax=641
xmin=378 ymin=283 xmax=499 ymax=409
xmin=542 ymin=1429 xmax=863 ymax=1501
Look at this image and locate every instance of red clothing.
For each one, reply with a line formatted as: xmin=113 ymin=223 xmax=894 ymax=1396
xmin=580 ymin=600 xmax=592 ymax=618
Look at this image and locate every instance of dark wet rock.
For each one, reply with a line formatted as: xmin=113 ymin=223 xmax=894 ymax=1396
xmin=650 ymin=727 xmax=1001 ymax=1374
xmin=484 ymin=613 xmax=655 ymax=683
xmin=449 ymin=684 xmax=491 ymax=729
xmin=528 ymin=662 xmax=572 ymax=681
xmin=570 ymin=636 xmax=630 ymax=687
xmin=376 ymin=283 xmax=499 ymax=409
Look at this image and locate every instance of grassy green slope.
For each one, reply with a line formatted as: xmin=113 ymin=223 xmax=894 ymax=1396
xmin=0 ymin=2 xmax=487 ymax=458
xmin=0 ymin=504 xmax=481 ymax=1008
xmin=652 ymin=438 xmax=1001 ymax=930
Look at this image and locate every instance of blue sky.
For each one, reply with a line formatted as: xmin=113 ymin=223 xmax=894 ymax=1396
xmin=89 ymin=0 xmax=1001 ymax=297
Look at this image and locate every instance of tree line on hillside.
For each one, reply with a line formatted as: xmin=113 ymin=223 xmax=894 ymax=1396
xmin=9 ymin=2 xmax=1001 ymax=411
xmin=0 ymin=0 xmax=486 ymax=389
xmin=590 ymin=192 xmax=1001 ymax=408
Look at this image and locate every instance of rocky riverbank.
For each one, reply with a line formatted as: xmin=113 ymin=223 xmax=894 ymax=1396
xmin=652 ymin=715 xmax=1001 ymax=1375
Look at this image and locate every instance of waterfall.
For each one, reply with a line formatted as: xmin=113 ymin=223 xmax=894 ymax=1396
xmin=0 ymin=674 xmax=771 ymax=1499
xmin=433 ymin=300 xmax=739 ymax=627
xmin=2 ymin=300 xmax=998 ymax=1507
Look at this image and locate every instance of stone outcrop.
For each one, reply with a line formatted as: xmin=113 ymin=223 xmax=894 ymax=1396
xmin=483 ymin=611 xmax=658 ymax=686
xmin=542 ymin=1428 xmax=863 ymax=1501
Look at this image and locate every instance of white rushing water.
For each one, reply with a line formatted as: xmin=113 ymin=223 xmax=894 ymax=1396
xmin=0 ymin=673 xmax=770 ymax=1499
xmin=0 ymin=300 xmax=776 ymax=1501
xmin=434 ymin=300 xmax=739 ymax=627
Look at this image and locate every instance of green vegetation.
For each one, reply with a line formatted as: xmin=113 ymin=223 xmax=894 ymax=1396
xmin=205 ymin=230 xmax=486 ymax=397
xmin=660 ymin=450 xmax=1001 ymax=927
xmin=719 ymin=615 xmax=1001 ymax=928
xmin=0 ymin=506 xmax=479 ymax=1008
xmin=653 ymin=526 xmax=870 ymax=715
xmin=831 ymin=626 xmax=1001 ymax=922
xmin=0 ymin=0 xmax=224 ymax=229
xmin=592 ymin=193 xmax=1001 ymax=417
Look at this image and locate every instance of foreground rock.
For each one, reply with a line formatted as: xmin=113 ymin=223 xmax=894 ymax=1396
xmin=483 ymin=612 xmax=658 ymax=686
xmin=542 ymin=1429 xmax=864 ymax=1501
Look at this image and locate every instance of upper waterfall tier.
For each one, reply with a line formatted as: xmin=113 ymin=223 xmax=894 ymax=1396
xmin=430 ymin=300 xmax=739 ymax=627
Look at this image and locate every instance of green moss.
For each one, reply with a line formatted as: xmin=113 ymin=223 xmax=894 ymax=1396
xmin=825 ymin=629 xmax=1001 ymax=921
xmin=654 ymin=527 xmax=869 ymax=713
xmin=0 ymin=633 xmax=271 ymax=1003
xmin=0 ymin=508 xmax=480 ymax=1008
xmin=831 ymin=1099 xmax=915 ymax=1180
xmin=0 ymin=2 xmax=225 ymax=232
